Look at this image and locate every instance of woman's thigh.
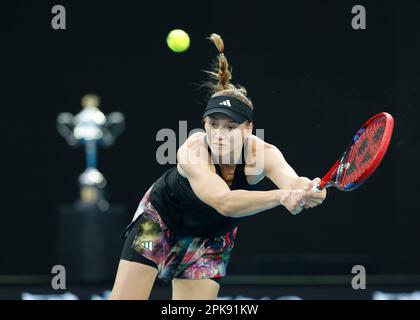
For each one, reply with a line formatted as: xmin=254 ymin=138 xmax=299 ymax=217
xmin=171 ymin=278 xmax=220 ymax=300
xmin=109 ymin=259 xmax=158 ymax=300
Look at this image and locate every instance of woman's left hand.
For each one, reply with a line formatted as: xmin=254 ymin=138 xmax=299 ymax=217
xmin=302 ymin=177 xmax=327 ymax=209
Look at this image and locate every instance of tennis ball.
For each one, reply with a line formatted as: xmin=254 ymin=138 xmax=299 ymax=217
xmin=166 ymin=29 xmax=190 ymax=53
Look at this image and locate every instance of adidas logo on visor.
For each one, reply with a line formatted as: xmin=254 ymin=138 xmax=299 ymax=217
xmin=219 ymin=100 xmax=231 ymax=107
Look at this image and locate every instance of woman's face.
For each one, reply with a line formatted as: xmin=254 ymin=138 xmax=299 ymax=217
xmin=203 ymin=114 xmax=252 ymax=161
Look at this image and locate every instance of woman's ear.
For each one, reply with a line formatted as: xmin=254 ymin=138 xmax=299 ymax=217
xmin=244 ymin=122 xmax=253 ymax=138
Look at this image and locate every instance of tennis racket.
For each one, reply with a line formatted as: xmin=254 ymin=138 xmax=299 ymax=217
xmin=313 ymin=112 xmax=394 ymax=192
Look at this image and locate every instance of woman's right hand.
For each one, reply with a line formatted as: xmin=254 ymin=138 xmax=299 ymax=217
xmin=279 ymin=189 xmax=307 ymax=215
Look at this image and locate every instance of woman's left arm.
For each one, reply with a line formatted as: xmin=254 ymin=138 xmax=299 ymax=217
xmin=263 ymin=145 xmax=327 ymax=209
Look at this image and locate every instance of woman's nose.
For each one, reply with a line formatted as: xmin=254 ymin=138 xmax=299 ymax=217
xmin=214 ymin=126 xmax=228 ymax=135
xmin=213 ymin=130 xmax=226 ymax=141
xmin=212 ymin=128 xmax=221 ymax=138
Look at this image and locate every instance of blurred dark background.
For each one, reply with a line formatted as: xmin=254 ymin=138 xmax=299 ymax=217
xmin=1 ymin=0 xmax=419 ymax=287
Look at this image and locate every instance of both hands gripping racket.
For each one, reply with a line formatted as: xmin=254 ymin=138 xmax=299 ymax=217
xmin=313 ymin=112 xmax=394 ymax=192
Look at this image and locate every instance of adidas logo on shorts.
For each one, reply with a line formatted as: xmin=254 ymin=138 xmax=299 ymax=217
xmin=141 ymin=241 xmax=153 ymax=251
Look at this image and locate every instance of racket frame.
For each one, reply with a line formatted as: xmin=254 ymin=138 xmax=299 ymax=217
xmin=315 ymin=112 xmax=394 ymax=192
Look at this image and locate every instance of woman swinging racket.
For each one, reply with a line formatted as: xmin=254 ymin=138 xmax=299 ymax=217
xmin=110 ymin=33 xmax=326 ymax=300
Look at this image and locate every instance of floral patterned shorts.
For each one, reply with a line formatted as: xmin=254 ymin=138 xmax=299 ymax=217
xmin=121 ymin=185 xmax=237 ymax=283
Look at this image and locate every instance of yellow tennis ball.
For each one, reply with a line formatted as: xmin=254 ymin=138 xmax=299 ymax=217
xmin=166 ymin=29 xmax=190 ymax=53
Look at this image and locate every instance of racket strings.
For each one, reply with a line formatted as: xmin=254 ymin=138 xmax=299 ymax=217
xmin=338 ymin=118 xmax=386 ymax=187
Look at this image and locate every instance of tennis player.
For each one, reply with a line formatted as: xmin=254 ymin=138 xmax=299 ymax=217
xmin=109 ymin=33 xmax=327 ymax=300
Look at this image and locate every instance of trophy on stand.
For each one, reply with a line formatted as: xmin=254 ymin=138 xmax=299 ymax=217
xmin=57 ymin=94 xmax=125 ymax=210
xmin=56 ymin=94 xmax=127 ymax=282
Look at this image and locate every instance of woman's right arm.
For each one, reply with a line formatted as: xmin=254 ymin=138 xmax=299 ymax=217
xmin=177 ymin=138 xmax=306 ymax=217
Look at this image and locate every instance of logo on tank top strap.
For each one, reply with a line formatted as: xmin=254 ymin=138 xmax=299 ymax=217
xmin=141 ymin=241 xmax=153 ymax=251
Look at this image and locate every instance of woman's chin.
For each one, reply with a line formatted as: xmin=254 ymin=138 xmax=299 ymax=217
xmin=210 ymin=149 xmax=232 ymax=162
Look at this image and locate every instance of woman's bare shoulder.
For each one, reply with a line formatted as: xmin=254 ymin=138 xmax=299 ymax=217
xmin=244 ymin=135 xmax=278 ymax=181
xmin=184 ymin=131 xmax=207 ymax=148
xmin=246 ymin=134 xmax=277 ymax=159
xmin=177 ymin=132 xmax=210 ymax=176
xmin=178 ymin=132 xmax=208 ymax=158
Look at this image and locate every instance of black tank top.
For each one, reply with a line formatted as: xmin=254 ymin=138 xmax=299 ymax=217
xmin=149 ymin=139 xmax=262 ymax=238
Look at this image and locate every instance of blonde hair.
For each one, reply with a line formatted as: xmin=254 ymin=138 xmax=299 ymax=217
xmin=204 ymin=33 xmax=253 ymax=111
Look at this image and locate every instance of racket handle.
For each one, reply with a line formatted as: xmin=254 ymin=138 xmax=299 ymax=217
xmin=311 ymin=184 xmax=322 ymax=193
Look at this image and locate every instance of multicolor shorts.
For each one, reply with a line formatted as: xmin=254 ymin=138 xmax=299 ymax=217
xmin=120 ymin=185 xmax=238 ymax=283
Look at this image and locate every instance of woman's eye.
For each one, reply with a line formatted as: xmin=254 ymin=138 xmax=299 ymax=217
xmin=228 ymin=126 xmax=235 ymax=130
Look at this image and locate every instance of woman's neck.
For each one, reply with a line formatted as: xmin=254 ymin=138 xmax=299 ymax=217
xmin=216 ymin=145 xmax=244 ymax=167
